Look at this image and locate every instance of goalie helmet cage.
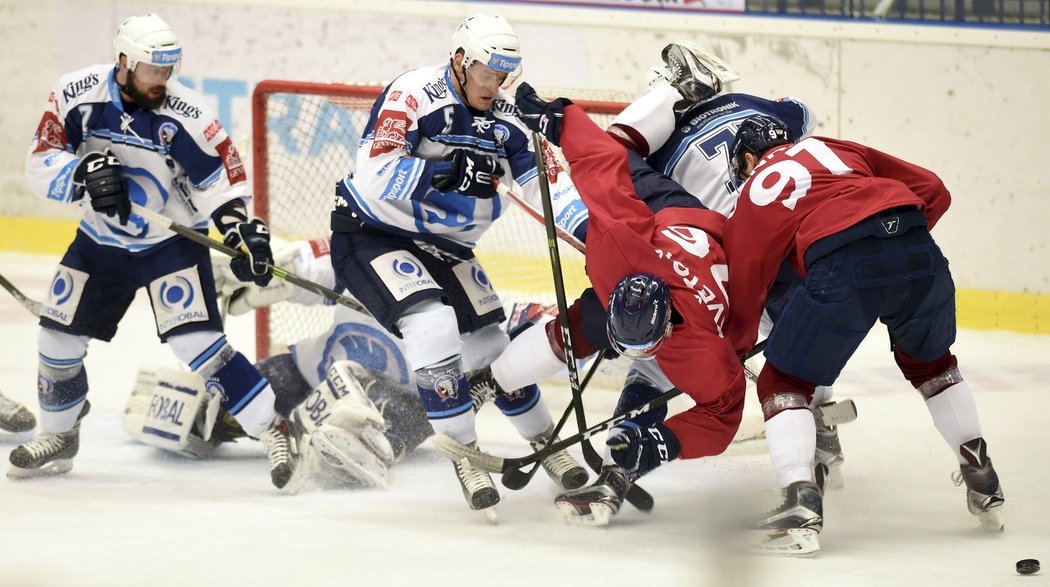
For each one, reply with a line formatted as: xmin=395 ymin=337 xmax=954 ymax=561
xmin=251 ymin=79 xmax=628 ymax=360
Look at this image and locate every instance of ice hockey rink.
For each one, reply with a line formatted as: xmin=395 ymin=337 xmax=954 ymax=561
xmin=0 ymin=250 xmax=1046 ymax=587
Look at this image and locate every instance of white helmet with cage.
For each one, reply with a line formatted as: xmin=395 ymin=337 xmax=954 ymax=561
xmin=449 ymin=14 xmax=522 ymax=80
xmin=113 ymin=13 xmax=182 ymax=77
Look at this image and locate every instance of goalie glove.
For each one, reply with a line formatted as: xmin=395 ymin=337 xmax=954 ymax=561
xmin=212 ymin=200 xmax=274 ymax=287
xmin=73 ymin=150 xmax=131 ymax=225
xmin=607 ymin=424 xmax=681 ymax=479
xmin=515 ymin=82 xmax=571 ymax=145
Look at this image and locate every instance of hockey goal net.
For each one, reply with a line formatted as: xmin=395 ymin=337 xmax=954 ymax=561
xmin=251 ymin=80 xmax=629 ymax=359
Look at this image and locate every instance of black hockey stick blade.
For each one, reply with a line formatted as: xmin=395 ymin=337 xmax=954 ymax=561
xmin=499 ymin=353 xmax=607 ymax=490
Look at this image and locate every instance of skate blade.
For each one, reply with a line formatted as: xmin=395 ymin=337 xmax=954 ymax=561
xmin=555 ymin=501 xmax=614 ymax=528
xmin=311 ymin=428 xmax=390 ymax=489
xmin=278 ymin=444 xmax=318 ymax=496
xmin=977 ymin=506 xmax=1005 ymax=533
xmin=754 ymin=528 xmax=820 ymax=556
xmin=481 ymin=506 xmax=499 ymax=525
xmin=7 ymin=459 xmax=74 ymax=479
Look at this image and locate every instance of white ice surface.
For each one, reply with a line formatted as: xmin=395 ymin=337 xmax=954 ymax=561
xmin=1 ymin=251 xmax=1047 ymax=587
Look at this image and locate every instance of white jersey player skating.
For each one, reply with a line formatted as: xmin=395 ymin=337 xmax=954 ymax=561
xmin=11 ymin=14 xmax=303 ymax=489
xmin=328 ymin=14 xmax=587 ymax=517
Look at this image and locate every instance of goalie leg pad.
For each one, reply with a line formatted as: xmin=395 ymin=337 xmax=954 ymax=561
xmin=122 ymin=366 xmax=219 ymax=458
xmin=311 ymin=423 xmax=391 ymax=489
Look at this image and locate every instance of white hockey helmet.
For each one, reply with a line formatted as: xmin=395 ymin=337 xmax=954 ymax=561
xmin=113 ymin=14 xmax=182 ymax=77
xmin=450 ymin=14 xmax=522 ymax=80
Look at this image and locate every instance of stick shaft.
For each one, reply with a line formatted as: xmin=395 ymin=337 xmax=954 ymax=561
xmin=130 ymin=203 xmax=371 ymax=316
xmin=0 ymin=273 xmax=45 ymax=317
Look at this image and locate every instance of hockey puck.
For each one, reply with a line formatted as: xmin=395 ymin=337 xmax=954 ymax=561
xmin=1016 ymin=559 xmax=1040 ymax=575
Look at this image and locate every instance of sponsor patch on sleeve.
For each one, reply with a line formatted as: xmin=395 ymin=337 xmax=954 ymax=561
xmin=216 ymin=138 xmax=246 ymax=184
xmin=33 ymin=111 xmax=67 ymax=153
xmin=369 ymin=109 xmax=409 ymax=158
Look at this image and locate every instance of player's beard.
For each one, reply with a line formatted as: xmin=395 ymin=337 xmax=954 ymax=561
xmin=127 ymin=71 xmax=167 ymax=110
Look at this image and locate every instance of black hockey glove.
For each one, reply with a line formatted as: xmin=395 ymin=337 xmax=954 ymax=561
xmin=431 ymin=149 xmax=503 ymax=199
xmin=73 ymin=150 xmax=131 ymax=225
xmin=213 ymin=201 xmax=274 ymax=287
xmin=515 ymin=82 xmax=571 ymax=145
xmin=607 ymin=424 xmax=681 ymax=479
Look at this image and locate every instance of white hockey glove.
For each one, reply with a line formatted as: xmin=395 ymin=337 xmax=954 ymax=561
xmin=291 ymin=360 xmax=395 ymax=488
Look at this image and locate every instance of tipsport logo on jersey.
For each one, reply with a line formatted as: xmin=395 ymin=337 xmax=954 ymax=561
xmin=371 ymin=251 xmax=439 ymax=302
xmin=149 ymin=268 xmax=210 ymax=335
xmin=43 ymin=266 xmax=90 ymax=326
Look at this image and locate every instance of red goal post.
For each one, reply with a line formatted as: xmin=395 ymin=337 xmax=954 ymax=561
xmin=251 ymin=80 xmax=628 ymax=359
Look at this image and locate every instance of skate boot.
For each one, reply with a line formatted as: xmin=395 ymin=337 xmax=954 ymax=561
xmin=529 ymin=424 xmax=588 ymax=490
xmin=261 ymin=416 xmax=307 ymax=492
xmin=8 ymin=400 xmax=90 ymax=479
xmin=813 ymin=400 xmax=857 ymax=490
xmin=554 ymin=464 xmax=631 ymax=527
xmin=952 ymin=437 xmax=1005 ymax=532
xmin=451 ymin=444 xmax=500 ymax=520
xmin=467 ymin=368 xmax=500 ymax=413
xmin=754 ymin=481 xmax=823 ymax=556
xmin=0 ymin=391 xmax=36 ymax=433
xmin=660 ymin=41 xmax=737 ymax=110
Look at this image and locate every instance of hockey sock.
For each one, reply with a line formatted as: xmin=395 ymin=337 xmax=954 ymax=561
xmin=415 ymin=357 xmax=476 ymax=444
xmin=924 ymin=380 xmax=983 ymax=465
xmin=490 ymin=323 xmax=565 ymax=392
xmin=494 ymin=384 xmax=552 ymax=440
xmin=205 ymin=351 xmax=276 ymax=437
xmin=765 ymin=408 xmax=817 ymax=488
xmin=37 ymin=358 xmax=88 ymax=433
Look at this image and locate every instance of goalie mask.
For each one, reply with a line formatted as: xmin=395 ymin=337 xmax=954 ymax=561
xmin=114 ymin=13 xmax=182 ymax=79
xmin=730 ymin=114 xmax=793 ymax=181
xmin=607 ymin=273 xmax=673 ymax=361
xmin=450 ymin=14 xmax=522 ymax=90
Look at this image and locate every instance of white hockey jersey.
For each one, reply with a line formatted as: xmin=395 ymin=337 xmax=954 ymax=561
xmin=612 ymin=82 xmax=815 ymax=217
xmin=26 ymin=64 xmax=251 ymax=252
xmin=332 ymin=65 xmax=585 ymax=249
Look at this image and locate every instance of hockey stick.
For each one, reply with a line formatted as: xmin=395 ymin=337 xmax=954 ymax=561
xmin=0 ymin=272 xmax=45 ymax=317
xmin=494 ymin=180 xmax=585 ymax=254
xmin=432 ymin=340 xmax=768 ymax=476
xmin=499 ymin=349 xmax=606 ymax=490
xmin=525 ymin=132 xmax=655 ymax=511
xmin=130 ymin=204 xmax=371 ymax=316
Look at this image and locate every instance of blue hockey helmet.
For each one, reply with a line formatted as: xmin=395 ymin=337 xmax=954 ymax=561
xmin=730 ymin=114 xmax=793 ymax=180
xmin=607 ymin=273 xmax=673 ymax=361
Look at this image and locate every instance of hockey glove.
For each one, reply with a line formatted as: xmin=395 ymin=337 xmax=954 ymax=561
xmin=607 ymin=424 xmax=681 ymax=479
xmin=73 ymin=150 xmax=131 ymax=225
xmin=213 ymin=201 xmax=274 ymax=287
xmin=515 ymin=82 xmax=571 ymax=145
xmin=431 ymin=149 xmax=503 ymax=199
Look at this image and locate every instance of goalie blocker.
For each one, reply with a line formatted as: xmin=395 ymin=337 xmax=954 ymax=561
xmin=124 ymin=358 xmax=430 ymax=489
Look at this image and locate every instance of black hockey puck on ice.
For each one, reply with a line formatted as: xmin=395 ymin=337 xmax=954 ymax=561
xmin=1016 ymin=559 xmax=1040 ymax=575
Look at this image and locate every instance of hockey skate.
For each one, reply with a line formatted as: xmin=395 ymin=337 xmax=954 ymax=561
xmin=554 ymin=465 xmax=631 ymax=527
xmin=952 ymin=437 xmax=1005 ymax=532
xmin=529 ymin=424 xmax=588 ymax=490
xmin=659 ymin=41 xmax=738 ymax=110
xmin=813 ymin=400 xmax=857 ymax=490
xmin=467 ymin=369 xmax=499 ymax=413
xmin=260 ymin=416 xmax=308 ymax=493
xmin=753 ymin=481 xmax=823 ymax=556
xmin=451 ymin=444 xmax=500 ymax=522
xmin=8 ymin=400 xmax=90 ymax=479
xmin=0 ymin=391 xmax=36 ymax=433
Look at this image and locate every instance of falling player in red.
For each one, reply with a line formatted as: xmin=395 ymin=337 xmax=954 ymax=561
xmin=512 ymin=83 xmax=748 ymax=526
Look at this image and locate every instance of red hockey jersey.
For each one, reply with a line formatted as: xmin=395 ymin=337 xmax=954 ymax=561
xmin=560 ymin=105 xmax=746 ymax=459
xmin=723 ymin=136 xmax=951 ymax=356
